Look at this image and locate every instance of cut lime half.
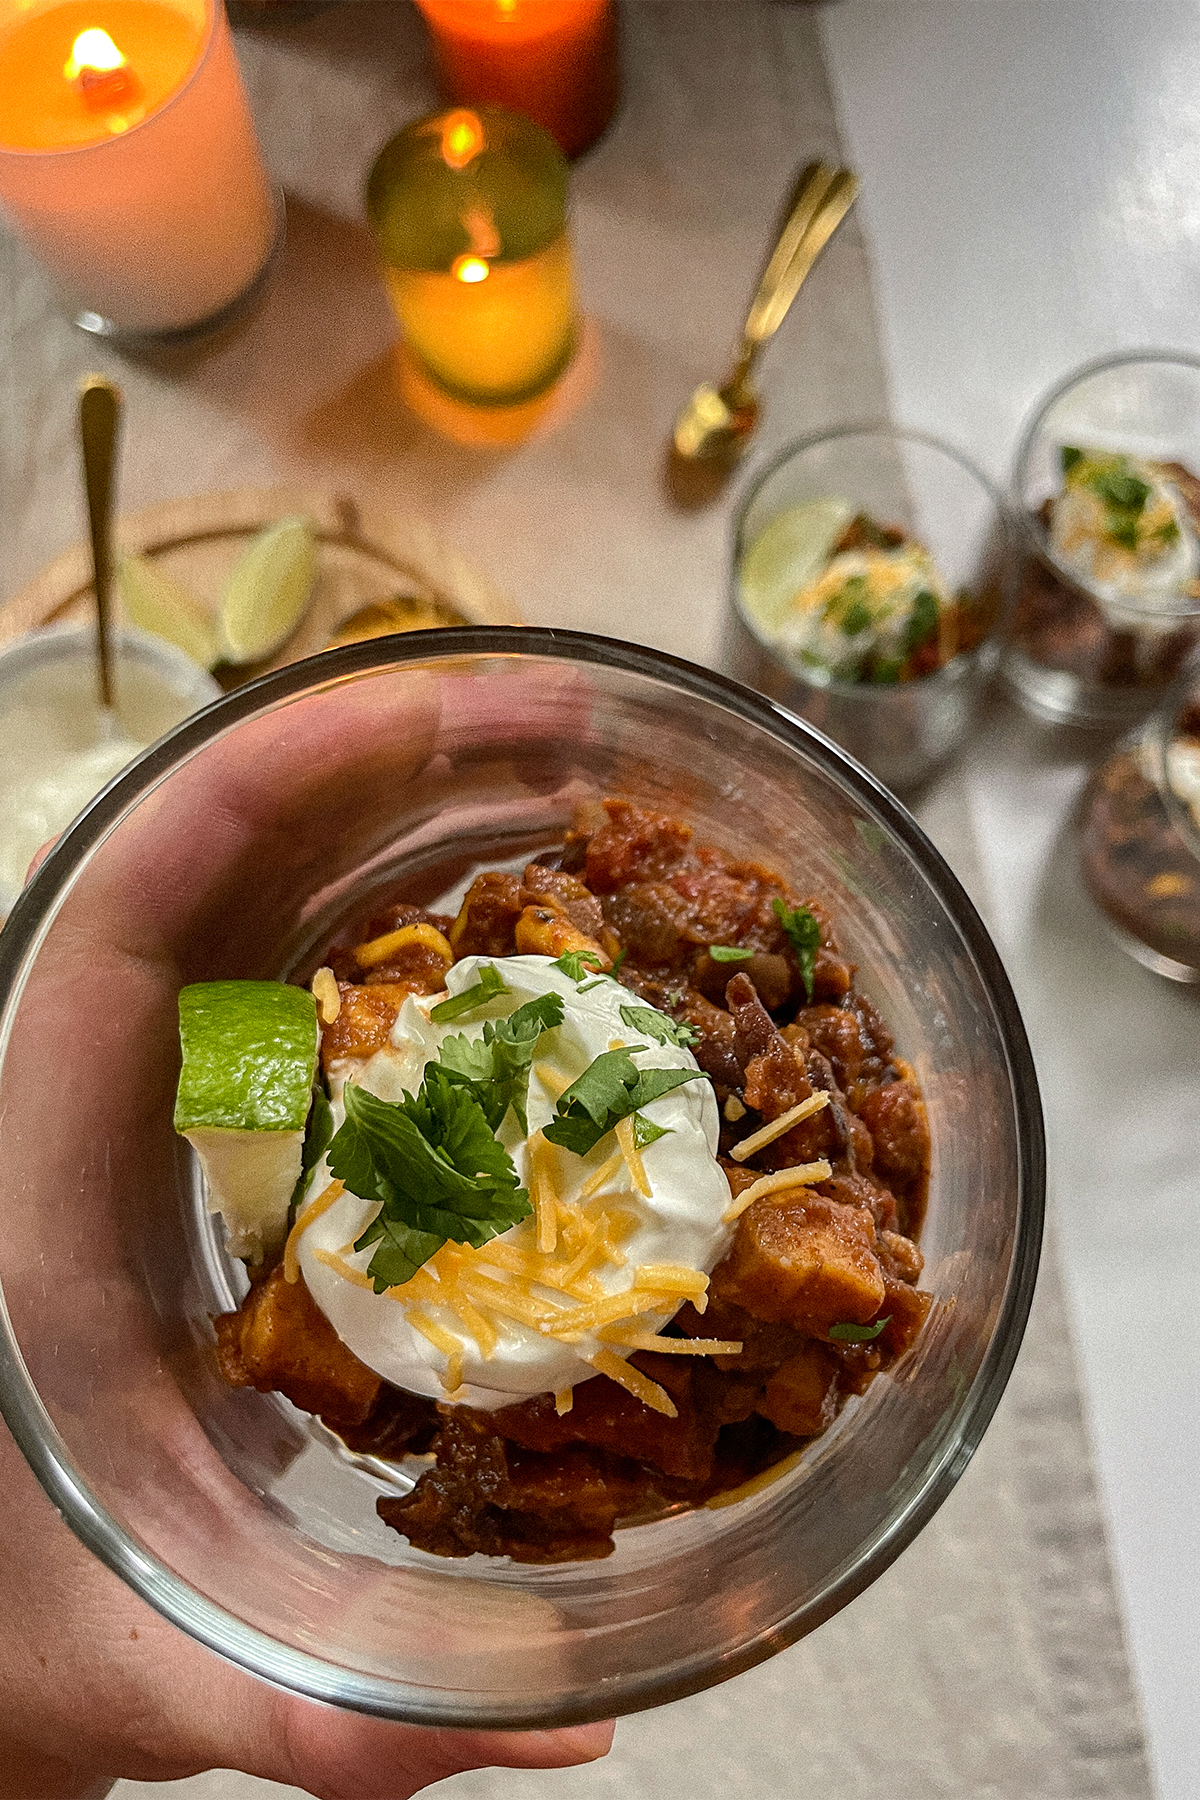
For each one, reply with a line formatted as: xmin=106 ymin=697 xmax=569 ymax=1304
xmin=739 ymin=497 xmax=855 ymax=634
xmin=218 ymin=516 xmax=318 ymax=666
xmin=175 ymin=981 xmax=319 ymax=1260
xmin=118 ymin=553 xmax=220 ymax=670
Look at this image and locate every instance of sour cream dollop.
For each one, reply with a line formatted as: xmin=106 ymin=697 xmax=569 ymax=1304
xmin=298 ymin=955 xmax=733 ymax=1409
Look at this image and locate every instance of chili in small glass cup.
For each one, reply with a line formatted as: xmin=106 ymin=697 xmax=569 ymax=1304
xmin=1007 ymin=351 xmax=1200 ymax=729
xmin=1078 ymin=645 xmax=1200 ymax=982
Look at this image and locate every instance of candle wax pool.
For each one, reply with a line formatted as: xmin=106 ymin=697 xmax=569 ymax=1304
xmin=0 ymin=0 xmax=203 ymax=150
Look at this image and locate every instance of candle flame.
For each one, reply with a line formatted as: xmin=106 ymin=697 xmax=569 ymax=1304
xmin=452 ymin=255 xmax=490 ymax=285
xmin=64 ymin=28 xmax=125 ymax=80
xmin=441 ymin=109 xmax=484 ymax=172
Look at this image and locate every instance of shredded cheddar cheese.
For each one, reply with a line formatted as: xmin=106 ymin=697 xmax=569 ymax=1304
xmin=599 ymin=1330 xmax=744 ymax=1355
xmin=614 ymin=1113 xmax=652 ymax=1198
xmin=728 ymin=1090 xmax=829 ymax=1161
xmin=554 ymin=1386 xmax=574 ymax=1415
xmin=283 ymin=1179 xmax=345 ymax=1284
xmin=577 ymin=1149 xmax=623 ymax=1200
xmin=311 ymin=1247 xmax=377 ymax=1291
xmin=722 ymin=1159 xmax=833 ymax=1222
xmin=534 ymin=1060 xmax=570 ymax=1100
xmin=589 ymin=1349 xmax=677 ymax=1417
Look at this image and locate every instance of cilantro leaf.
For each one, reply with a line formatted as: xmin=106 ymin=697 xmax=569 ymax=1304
xmin=772 ymin=897 xmax=821 ymax=1003
xmin=708 ymin=944 xmax=754 ymax=963
xmin=327 ymin=1071 xmax=531 ymax=1291
xmin=429 ymin=964 xmax=509 ymax=1022
xmin=290 ymin=1085 xmax=333 ymax=1210
xmin=1060 ymin=445 xmax=1083 ymax=475
xmin=542 ymin=1047 xmax=707 ymax=1157
xmin=904 ymin=588 xmax=940 ymax=653
xmin=828 ymin=1316 xmax=890 ymax=1343
xmin=552 ymin=949 xmax=606 ymax=985
xmin=631 ymin=1110 xmax=669 ymax=1150
xmin=438 ymin=991 xmax=564 ymax=1134
xmin=619 ymin=1004 xmax=698 ymax=1049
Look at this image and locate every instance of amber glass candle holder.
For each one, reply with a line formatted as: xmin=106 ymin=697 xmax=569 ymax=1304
xmin=367 ymin=106 xmax=577 ymax=407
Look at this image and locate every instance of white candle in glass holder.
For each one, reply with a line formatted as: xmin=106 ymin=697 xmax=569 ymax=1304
xmin=0 ymin=0 xmax=277 ymax=337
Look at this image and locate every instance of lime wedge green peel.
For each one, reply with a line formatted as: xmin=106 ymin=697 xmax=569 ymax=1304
xmin=740 ymin=498 xmax=854 ymax=633
xmin=219 ymin=516 xmax=318 ymax=665
xmin=118 ymin=553 xmax=220 ymax=670
xmin=175 ymin=981 xmax=319 ymax=1262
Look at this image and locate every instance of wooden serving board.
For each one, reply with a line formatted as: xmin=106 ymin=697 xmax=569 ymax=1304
xmin=0 ymin=485 xmax=522 ymax=680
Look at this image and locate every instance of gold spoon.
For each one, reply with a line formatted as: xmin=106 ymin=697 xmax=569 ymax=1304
xmin=79 ymin=374 xmax=122 ymax=717
xmin=672 ymin=161 xmax=859 ymax=464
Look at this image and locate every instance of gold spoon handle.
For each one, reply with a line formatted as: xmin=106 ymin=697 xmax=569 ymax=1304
xmin=740 ymin=162 xmax=859 ymax=364
xmin=79 ymin=375 xmax=122 ymax=712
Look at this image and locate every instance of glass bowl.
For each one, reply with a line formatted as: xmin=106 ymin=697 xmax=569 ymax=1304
xmin=1008 ymin=350 xmax=1200 ymax=727
xmin=0 ymin=629 xmax=1043 ymax=1727
xmin=1078 ymin=644 xmax=1200 ymax=981
xmin=728 ymin=426 xmax=1010 ymax=794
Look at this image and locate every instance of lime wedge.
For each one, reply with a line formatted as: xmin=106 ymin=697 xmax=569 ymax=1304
xmin=218 ymin=516 xmax=318 ymax=666
xmin=175 ymin=981 xmax=319 ymax=1260
xmin=740 ymin=498 xmax=855 ymax=634
xmin=118 ymin=553 xmax=220 ymax=670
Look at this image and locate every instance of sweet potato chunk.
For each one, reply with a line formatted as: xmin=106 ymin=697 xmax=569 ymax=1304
xmin=215 ymin=1266 xmax=381 ymax=1427
xmin=319 ymin=982 xmax=408 ymax=1070
xmin=760 ymin=1344 xmax=840 ymax=1436
xmin=713 ymin=1193 xmax=886 ymax=1332
xmin=447 ymin=871 xmax=523 ymax=957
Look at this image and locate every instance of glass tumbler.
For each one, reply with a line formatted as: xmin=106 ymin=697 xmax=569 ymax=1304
xmin=0 ymin=630 xmax=1042 ymax=1726
xmin=1078 ymin=644 xmax=1200 ymax=982
xmin=729 ymin=426 xmax=1011 ymax=793
xmin=1008 ymin=351 xmax=1200 ymax=728
xmin=367 ymin=106 xmax=577 ymax=405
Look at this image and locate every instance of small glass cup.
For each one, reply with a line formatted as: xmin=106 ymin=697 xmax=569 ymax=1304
xmin=728 ymin=426 xmax=1010 ymax=793
xmin=0 ymin=623 xmax=220 ymax=917
xmin=1007 ymin=351 xmax=1200 ymax=728
xmin=367 ymin=105 xmax=577 ymax=406
xmin=1078 ymin=645 xmax=1200 ymax=982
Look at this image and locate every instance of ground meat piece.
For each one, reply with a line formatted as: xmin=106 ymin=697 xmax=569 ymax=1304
xmin=378 ymin=1409 xmax=652 ymax=1562
xmin=877 ymin=1228 xmax=923 ymax=1284
xmin=520 ymin=864 xmax=605 ymax=940
xmin=215 ymin=1267 xmax=381 ymax=1428
xmin=602 ymin=882 xmax=689 ymax=966
xmin=811 ymin=943 xmax=855 ymax=1001
xmin=878 ymin=1279 xmax=932 ymax=1355
xmin=334 ymin=1384 xmax=440 ymax=1459
xmin=820 ymin=1172 xmax=900 ymax=1235
xmin=674 ymin=1295 xmax=808 ymax=1373
xmin=855 ymin=1077 xmax=931 ymax=1202
xmin=493 ymin=1354 xmax=720 ymax=1482
xmin=759 ymin=1344 xmax=841 ymax=1437
xmin=726 ymin=970 xmax=784 ymax=1066
xmin=583 ymin=798 xmax=693 ymax=893
xmin=798 ymin=1005 xmax=868 ymax=1091
xmin=713 ymin=1193 xmax=886 ymax=1333
xmin=361 ymin=943 xmax=451 ymax=995
xmin=320 ymin=982 xmax=409 ymax=1070
xmin=447 ymin=871 xmax=523 ymax=957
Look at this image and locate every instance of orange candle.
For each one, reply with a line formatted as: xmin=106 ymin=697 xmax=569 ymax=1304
xmin=0 ymin=0 xmax=276 ymax=336
xmin=414 ymin=0 xmax=618 ymax=160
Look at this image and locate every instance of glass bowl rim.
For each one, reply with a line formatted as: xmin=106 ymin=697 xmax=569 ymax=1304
xmin=1010 ymin=346 xmax=1200 ymax=622
xmin=0 ymin=625 xmax=1045 ymax=1726
xmin=729 ymin=421 xmax=1011 ymax=701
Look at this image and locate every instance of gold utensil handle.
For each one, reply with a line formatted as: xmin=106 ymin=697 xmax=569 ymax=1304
xmin=79 ymin=375 xmax=122 ymax=711
xmin=743 ymin=162 xmax=859 ymax=350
